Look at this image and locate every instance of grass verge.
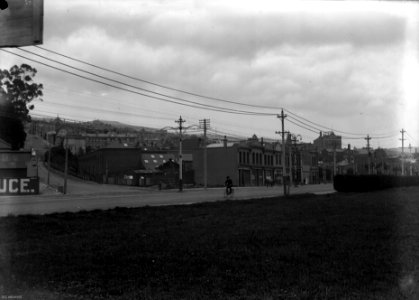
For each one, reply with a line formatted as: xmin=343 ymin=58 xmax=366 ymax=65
xmin=1 ymin=187 xmax=419 ymax=299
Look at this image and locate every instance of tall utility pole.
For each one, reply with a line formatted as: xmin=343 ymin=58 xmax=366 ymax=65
xmin=409 ymin=143 xmax=413 ymax=176
xmin=47 ymin=133 xmax=52 ymax=186
xmin=276 ymin=110 xmax=289 ymax=196
xmin=175 ymin=116 xmax=185 ymax=191
xmin=365 ymin=134 xmax=372 ymax=175
xmin=63 ymin=136 xmax=69 ymax=194
xmin=289 ymin=137 xmax=293 ymax=186
xmin=290 ymin=134 xmax=298 ymax=185
xmin=199 ymin=119 xmax=210 ymax=189
xmin=400 ymin=129 xmax=406 ymax=175
xmin=333 ymin=142 xmax=337 ymax=179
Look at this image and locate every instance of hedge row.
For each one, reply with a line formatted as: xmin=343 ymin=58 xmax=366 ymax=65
xmin=333 ymin=175 xmax=419 ymax=192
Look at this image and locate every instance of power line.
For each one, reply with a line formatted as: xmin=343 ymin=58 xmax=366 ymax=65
xmin=44 ymin=88 xmax=181 ymax=121
xmin=2 ymin=48 xmax=401 ymax=143
xmin=17 ymin=48 xmax=276 ymax=116
xmin=2 ymin=49 xmax=274 ymax=116
xmin=45 ymin=86 xmax=204 ymax=124
xmin=406 ymin=131 xmax=418 ymax=145
xmin=287 ymin=118 xmax=320 ymax=135
xmin=34 ymin=45 xmax=281 ymax=111
xmin=38 ymin=100 xmax=176 ymax=122
xmin=285 ymin=108 xmax=395 ymax=137
xmin=287 ymin=115 xmax=322 ymax=133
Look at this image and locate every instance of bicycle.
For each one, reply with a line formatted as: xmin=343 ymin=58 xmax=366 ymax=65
xmin=224 ymin=187 xmax=234 ymax=198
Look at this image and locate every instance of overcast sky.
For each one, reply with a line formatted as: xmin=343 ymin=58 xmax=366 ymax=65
xmin=1 ymin=0 xmax=418 ymax=149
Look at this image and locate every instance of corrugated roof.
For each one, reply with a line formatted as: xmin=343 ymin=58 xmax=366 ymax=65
xmin=142 ymin=153 xmax=175 ymax=170
xmin=207 ymin=142 xmax=235 ymax=148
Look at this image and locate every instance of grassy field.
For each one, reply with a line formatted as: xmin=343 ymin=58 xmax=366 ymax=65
xmin=1 ymin=187 xmax=419 ymax=299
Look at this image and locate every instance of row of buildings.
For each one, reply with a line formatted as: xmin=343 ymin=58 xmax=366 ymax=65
xmin=74 ymin=131 xmax=418 ymax=188
xmin=27 ymin=118 xmax=419 ymax=188
xmin=27 ymin=118 xmax=174 ymax=154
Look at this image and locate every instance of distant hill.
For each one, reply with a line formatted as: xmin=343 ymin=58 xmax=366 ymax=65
xmin=91 ymin=120 xmax=162 ymax=133
xmin=29 ymin=116 xmax=250 ymax=143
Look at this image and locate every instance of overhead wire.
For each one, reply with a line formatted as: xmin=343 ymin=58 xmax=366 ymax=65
xmin=45 ymin=89 xmax=180 ymax=121
xmin=33 ymin=45 xmax=281 ymax=110
xmin=2 ymin=48 xmax=401 ymax=143
xmin=37 ymin=99 xmax=176 ymax=122
xmin=14 ymin=48 xmax=275 ymax=117
xmin=406 ymin=131 xmax=418 ymax=145
xmin=34 ymin=46 xmax=397 ymax=138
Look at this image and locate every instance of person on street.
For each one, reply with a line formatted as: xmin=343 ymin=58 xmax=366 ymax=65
xmin=225 ymin=176 xmax=233 ymax=195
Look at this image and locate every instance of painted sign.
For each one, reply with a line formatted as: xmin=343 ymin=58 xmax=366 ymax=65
xmin=0 ymin=177 xmax=39 ymax=195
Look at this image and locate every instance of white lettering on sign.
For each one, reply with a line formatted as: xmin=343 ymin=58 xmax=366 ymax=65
xmin=0 ymin=178 xmax=39 ymax=195
xmin=9 ymin=179 xmax=19 ymax=193
xmin=0 ymin=179 xmax=6 ymax=193
xmin=20 ymin=178 xmax=30 ymax=193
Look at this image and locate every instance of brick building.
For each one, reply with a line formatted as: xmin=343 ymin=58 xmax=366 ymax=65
xmin=313 ymin=131 xmax=342 ymax=151
xmin=192 ymin=135 xmax=319 ymax=187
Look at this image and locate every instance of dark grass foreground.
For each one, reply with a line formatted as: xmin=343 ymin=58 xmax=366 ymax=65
xmin=1 ymin=187 xmax=419 ymax=299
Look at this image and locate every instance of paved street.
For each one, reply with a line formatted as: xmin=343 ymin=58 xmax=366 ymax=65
xmin=0 ymin=162 xmax=335 ymax=216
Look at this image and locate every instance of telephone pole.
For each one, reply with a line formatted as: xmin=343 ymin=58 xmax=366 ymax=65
xmin=365 ymin=134 xmax=372 ymax=175
xmin=47 ymin=132 xmax=52 ymax=186
xmin=199 ymin=119 xmax=210 ymax=189
xmin=175 ymin=116 xmax=186 ymax=191
xmin=289 ymin=136 xmax=293 ymax=186
xmin=63 ymin=136 xmax=69 ymax=194
xmin=276 ymin=110 xmax=289 ymax=196
xmin=400 ymin=129 xmax=406 ymax=175
xmin=290 ymin=134 xmax=301 ymax=185
xmin=409 ymin=143 xmax=412 ymax=176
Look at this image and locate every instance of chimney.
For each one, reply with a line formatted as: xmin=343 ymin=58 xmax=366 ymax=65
xmin=223 ymin=136 xmax=228 ymax=148
xmin=348 ymin=144 xmax=351 ymax=150
xmin=320 ymin=131 xmax=322 ymax=137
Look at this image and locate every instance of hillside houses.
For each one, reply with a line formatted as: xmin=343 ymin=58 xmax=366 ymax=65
xmin=28 ymin=118 xmax=418 ymax=188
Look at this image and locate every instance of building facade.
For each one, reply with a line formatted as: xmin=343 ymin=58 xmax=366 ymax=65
xmin=192 ymin=136 xmax=320 ymax=187
xmin=313 ymin=131 xmax=342 ymax=151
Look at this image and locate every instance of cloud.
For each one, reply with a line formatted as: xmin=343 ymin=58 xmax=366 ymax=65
xmin=3 ymin=0 xmax=412 ymax=148
xmin=45 ymin=2 xmax=406 ymax=59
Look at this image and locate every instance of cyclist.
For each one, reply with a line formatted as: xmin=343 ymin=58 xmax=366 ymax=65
xmin=225 ymin=176 xmax=233 ymax=195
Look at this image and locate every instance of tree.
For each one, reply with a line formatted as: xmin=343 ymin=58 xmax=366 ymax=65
xmin=0 ymin=92 xmax=26 ymax=149
xmin=0 ymin=64 xmax=43 ymax=149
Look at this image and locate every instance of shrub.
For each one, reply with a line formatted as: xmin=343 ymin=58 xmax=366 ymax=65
xmin=334 ymin=175 xmax=419 ymax=192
